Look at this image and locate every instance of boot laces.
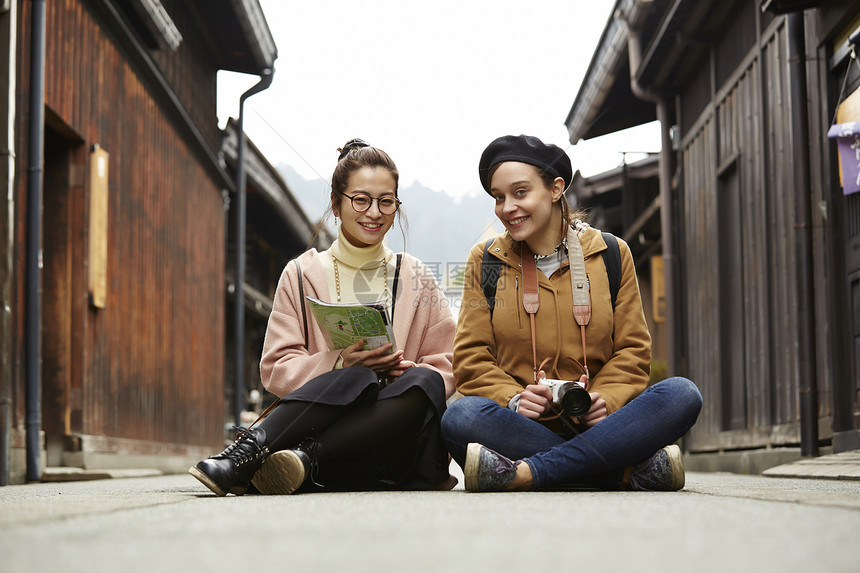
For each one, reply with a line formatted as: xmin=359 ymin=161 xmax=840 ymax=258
xmin=212 ymin=426 xmax=268 ymax=467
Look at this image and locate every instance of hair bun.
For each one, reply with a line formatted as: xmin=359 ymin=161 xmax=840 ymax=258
xmin=337 ymin=138 xmax=370 ymax=161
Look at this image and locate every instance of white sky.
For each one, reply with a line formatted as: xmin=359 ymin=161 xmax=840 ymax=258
xmin=217 ymin=0 xmax=661 ymax=198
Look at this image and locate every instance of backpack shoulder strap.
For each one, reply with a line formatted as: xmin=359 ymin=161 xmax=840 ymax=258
xmin=599 ymin=232 xmax=622 ymax=309
xmin=294 ymin=258 xmax=309 ymax=343
xmin=481 ymin=238 xmax=502 ymax=317
xmin=481 ymin=234 xmax=621 ymax=312
xmin=391 ymin=253 xmax=403 ymax=320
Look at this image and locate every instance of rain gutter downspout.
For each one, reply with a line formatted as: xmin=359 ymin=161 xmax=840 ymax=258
xmin=786 ymin=11 xmax=818 ymax=457
xmin=234 ymin=68 xmax=273 ymax=429
xmin=25 ymin=0 xmax=47 ymax=482
xmin=0 ymin=0 xmax=18 ymax=486
xmin=624 ymin=15 xmax=679 ymax=377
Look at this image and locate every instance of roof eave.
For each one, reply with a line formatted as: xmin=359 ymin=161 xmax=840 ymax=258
xmin=231 ymin=0 xmax=277 ymax=71
xmin=565 ymin=0 xmax=656 ymax=144
xmin=565 ymin=5 xmax=629 ymax=144
xmin=193 ymin=0 xmax=277 ymax=75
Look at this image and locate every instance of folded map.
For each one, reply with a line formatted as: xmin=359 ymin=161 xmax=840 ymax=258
xmin=305 ymin=296 xmax=397 ymax=352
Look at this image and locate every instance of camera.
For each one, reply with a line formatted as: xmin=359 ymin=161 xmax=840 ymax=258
xmin=539 ymin=378 xmax=591 ymax=417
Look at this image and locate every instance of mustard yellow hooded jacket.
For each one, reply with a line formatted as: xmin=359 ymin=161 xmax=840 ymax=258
xmin=454 ymin=227 xmax=651 ymax=415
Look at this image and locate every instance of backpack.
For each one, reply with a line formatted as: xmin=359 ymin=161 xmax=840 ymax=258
xmin=481 ymin=233 xmax=622 ymax=317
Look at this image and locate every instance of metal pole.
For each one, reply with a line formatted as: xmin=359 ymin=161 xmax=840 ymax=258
xmin=786 ymin=11 xmax=818 ymax=457
xmin=25 ymin=0 xmax=47 ymax=482
xmin=234 ymin=69 xmax=272 ymax=429
xmin=655 ymin=101 xmax=677 ymax=377
xmin=625 ymin=22 xmax=678 ymax=377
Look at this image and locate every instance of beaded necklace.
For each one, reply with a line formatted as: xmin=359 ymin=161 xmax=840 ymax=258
xmin=331 ymin=256 xmax=389 ymax=304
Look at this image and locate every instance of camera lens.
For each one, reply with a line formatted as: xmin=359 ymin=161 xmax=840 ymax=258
xmin=558 ymin=383 xmax=591 ymax=417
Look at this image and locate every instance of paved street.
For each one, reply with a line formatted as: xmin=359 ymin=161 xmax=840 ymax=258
xmin=2 ymin=468 xmax=859 ymax=573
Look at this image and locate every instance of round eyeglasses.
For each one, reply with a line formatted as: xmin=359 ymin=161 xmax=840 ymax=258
xmin=342 ymin=193 xmax=401 ymax=215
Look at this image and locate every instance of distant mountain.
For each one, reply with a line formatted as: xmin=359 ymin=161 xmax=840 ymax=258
xmin=276 ymin=163 xmax=503 ymax=283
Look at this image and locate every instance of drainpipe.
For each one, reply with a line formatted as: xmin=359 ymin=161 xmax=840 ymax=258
xmin=786 ymin=12 xmax=818 ymax=457
xmin=234 ymin=68 xmax=273 ymax=429
xmin=25 ymin=0 xmax=47 ymax=482
xmin=0 ymin=0 xmax=18 ymax=486
xmin=624 ymin=19 xmax=678 ymax=377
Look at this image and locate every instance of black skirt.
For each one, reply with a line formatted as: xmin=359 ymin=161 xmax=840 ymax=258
xmin=278 ymin=365 xmax=449 ymax=491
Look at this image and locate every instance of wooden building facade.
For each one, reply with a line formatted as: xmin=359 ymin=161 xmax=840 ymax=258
xmin=1 ymin=0 xmax=277 ymax=483
xmin=565 ymin=0 xmax=860 ymax=466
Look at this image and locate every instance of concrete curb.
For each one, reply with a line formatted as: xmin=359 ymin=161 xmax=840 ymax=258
xmin=762 ymin=450 xmax=860 ymax=481
xmin=41 ymin=467 xmax=164 ymax=482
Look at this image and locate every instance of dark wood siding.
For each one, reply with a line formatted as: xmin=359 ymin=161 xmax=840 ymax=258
xmin=15 ymin=0 xmax=225 ymax=449
xmin=681 ymin=18 xmax=834 ymax=451
xmin=761 ymin=22 xmax=799 ymax=430
xmin=682 ymin=114 xmax=721 ymax=447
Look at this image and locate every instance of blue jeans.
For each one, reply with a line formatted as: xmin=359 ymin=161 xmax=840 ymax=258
xmin=441 ymin=377 xmax=702 ymax=489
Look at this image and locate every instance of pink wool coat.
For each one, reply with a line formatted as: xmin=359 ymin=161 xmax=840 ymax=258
xmin=260 ymin=249 xmax=456 ymax=399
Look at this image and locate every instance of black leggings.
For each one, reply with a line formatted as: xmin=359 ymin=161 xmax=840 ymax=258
xmin=258 ymin=386 xmax=429 ymax=462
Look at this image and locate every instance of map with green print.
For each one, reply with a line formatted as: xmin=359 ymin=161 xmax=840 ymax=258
xmin=305 ymin=296 xmax=397 ymax=352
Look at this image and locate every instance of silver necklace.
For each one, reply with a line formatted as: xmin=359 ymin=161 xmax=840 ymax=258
xmin=533 ymin=236 xmax=568 ymax=261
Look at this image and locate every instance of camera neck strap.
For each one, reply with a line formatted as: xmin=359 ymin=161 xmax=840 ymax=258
xmin=521 ymin=226 xmax=591 ymax=383
xmin=567 ymin=226 xmax=591 ymax=382
xmin=520 ymin=243 xmax=541 ymax=378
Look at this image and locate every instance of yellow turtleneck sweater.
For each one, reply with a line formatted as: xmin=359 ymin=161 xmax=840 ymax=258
xmin=320 ymin=226 xmax=396 ymax=315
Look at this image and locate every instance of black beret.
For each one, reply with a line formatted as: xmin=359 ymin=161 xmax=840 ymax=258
xmin=478 ymin=134 xmax=572 ymax=194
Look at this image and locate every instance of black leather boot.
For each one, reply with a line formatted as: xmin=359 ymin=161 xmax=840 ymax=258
xmin=251 ymin=438 xmax=320 ymax=495
xmin=188 ymin=427 xmax=269 ymax=496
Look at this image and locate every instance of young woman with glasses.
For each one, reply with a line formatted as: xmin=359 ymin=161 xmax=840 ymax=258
xmin=441 ymin=135 xmax=702 ymax=492
xmin=190 ymin=139 xmax=457 ymax=495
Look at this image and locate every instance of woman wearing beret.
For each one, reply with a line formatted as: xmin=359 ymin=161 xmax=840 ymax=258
xmin=441 ymin=134 xmax=702 ymax=491
xmin=190 ymin=139 xmax=457 ymax=495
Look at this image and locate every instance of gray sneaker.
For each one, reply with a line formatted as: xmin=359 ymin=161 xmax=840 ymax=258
xmin=464 ymin=443 xmax=519 ymax=492
xmin=629 ymin=444 xmax=685 ymax=491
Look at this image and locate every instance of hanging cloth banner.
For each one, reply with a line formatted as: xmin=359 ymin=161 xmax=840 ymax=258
xmin=827 ymin=121 xmax=860 ymax=195
xmin=828 ymin=84 xmax=860 ymax=195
